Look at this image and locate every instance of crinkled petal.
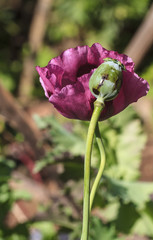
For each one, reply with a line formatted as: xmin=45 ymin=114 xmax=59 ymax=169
xmin=100 ymin=71 xmax=150 ymax=120
xmin=50 ymin=46 xmax=91 ymax=86
xmin=36 ymin=65 xmax=64 ymax=97
xmin=36 ymin=66 xmax=54 ymax=98
xmin=47 ymin=64 xmax=64 ymax=89
xmin=89 ymin=43 xmax=135 ymax=72
xmin=49 ymin=73 xmax=94 ymax=120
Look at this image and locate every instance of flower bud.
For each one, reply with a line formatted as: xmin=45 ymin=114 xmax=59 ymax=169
xmin=89 ymin=58 xmax=125 ymax=102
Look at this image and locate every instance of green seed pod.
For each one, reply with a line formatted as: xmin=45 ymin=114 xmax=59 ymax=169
xmin=89 ymin=58 xmax=125 ymax=102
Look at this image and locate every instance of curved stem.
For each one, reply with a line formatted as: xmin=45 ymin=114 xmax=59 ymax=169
xmin=90 ymin=123 xmax=106 ymax=210
xmin=81 ymin=100 xmax=104 ymax=240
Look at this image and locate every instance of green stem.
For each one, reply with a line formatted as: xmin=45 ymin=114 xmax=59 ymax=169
xmin=90 ymin=123 xmax=106 ymax=210
xmin=81 ymin=100 xmax=104 ymax=240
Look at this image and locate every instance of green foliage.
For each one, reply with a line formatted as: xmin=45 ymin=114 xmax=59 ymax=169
xmin=48 ymin=0 xmax=150 ymax=50
xmin=0 ymin=157 xmax=28 ymax=240
xmin=0 ymin=156 xmax=58 ymax=240
xmin=103 ymin=177 xmax=153 ymax=236
xmin=69 ymin=216 xmax=124 ymax=240
xmin=107 ymin=177 xmax=153 ymax=208
xmin=0 ymin=73 xmax=15 ymax=91
xmin=0 ymin=224 xmax=29 ymax=240
xmin=34 ymin=106 xmax=146 ymax=178
xmin=30 ymin=221 xmax=57 ymax=240
xmin=1 ymin=104 xmax=148 ymax=239
xmin=105 ymin=110 xmax=146 ymax=180
xmin=0 ymin=157 xmax=15 ymax=225
xmin=89 ymin=217 xmax=123 ymax=240
xmin=33 ymin=105 xmax=153 ymax=238
xmin=34 ymin=115 xmax=86 ymax=172
xmin=35 ymin=46 xmax=56 ymax=67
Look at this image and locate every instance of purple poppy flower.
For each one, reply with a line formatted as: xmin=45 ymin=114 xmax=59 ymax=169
xmin=36 ymin=43 xmax=149 ymax=121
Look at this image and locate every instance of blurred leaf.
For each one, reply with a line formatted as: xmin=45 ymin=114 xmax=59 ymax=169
xmin=34 ymin=115 xmax=86 ymax=171
xmin=100 ymin=201 xmax=120 ymax=222
xmin=117 ymin=120 xmax=146 ymax=165
xmin=48 ymin=117 xmax=86 ymax=156
xmin=0 ymin=157 xmax=15 ymax=225
xmin=0 ymin=157 xmax=15 ymax=181
xmin=0 ymin=74 xmax=15 ymax=91
xmin=13 ymin=190 xmax=31 ymax=201
xmin=33 ymin=114 xmax=49 ymax=129
xmin=89 ymin=217 xmax=124 ymax=240
xmin=60 ymin=161 xmax=84 ymax=182
xmin=36 ymin=46 xmax=56 ymax=67
xmin=30 ymin=221 xmax=57 ymax=240
xmin=105 ymin=108 xmax=146 ymax=180
xmin=0 ymin=223 xmax=29 ymax=240
xmin=110 ymin=106 xmax=138 ymax=128
xmin=131 ymin=209 xmax=153 ymax=237
xmin=33 ymin=154 xmax=55 ymax=173
xmin=1 ymin=233 xmax=27 ymax=240
xmin=115 ymin=203 xmax=140 ymax=233
xmin=106 ymin=177 xmax=153 ymax=208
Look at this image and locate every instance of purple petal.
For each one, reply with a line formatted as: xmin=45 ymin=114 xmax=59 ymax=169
xmin=50 ymin=46 xmax=91 ymax=86
xmin=49 ymin=73 xmax=94 ymax=120
xmin=36 ymin=66 xmax=54 ymax=98
xmin=90 ymin=43 xmax=135 ymax=72
xmin=100 ymin=71 xmax=150 ymax=120
xmin=36 ymin=65 xmax=64 ymax=97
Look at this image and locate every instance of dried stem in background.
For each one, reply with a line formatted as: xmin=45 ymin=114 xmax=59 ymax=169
xmin=0 ymin=83 xmax=43 ymax=159
xmin=124 ymin=3 xmax=153 ymax=68
xmin=18 ymin=0 xmax=52 ymax=102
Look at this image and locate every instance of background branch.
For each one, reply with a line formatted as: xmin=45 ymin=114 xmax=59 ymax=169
xmin=0 ymin=83 xmax=43 ymax=159
xmin=18 ymin=0 xmax=53 ymax=102
xmin=124 ymin=3 xmax=153 ymax=68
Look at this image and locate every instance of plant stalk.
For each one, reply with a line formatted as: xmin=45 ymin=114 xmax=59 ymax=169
xmin=90 ymin=123 xmax=106 ymax=210
xmin=81 ymin=100 xmax=104 ymax=240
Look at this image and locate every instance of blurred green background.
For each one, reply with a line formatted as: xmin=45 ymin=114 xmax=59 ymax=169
xmin=0 ymin=0 xmax=153 ymax=239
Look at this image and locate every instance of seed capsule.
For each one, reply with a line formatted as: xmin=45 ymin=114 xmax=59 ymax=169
xmin=89 ymin=58 xmax=125 ymax=102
